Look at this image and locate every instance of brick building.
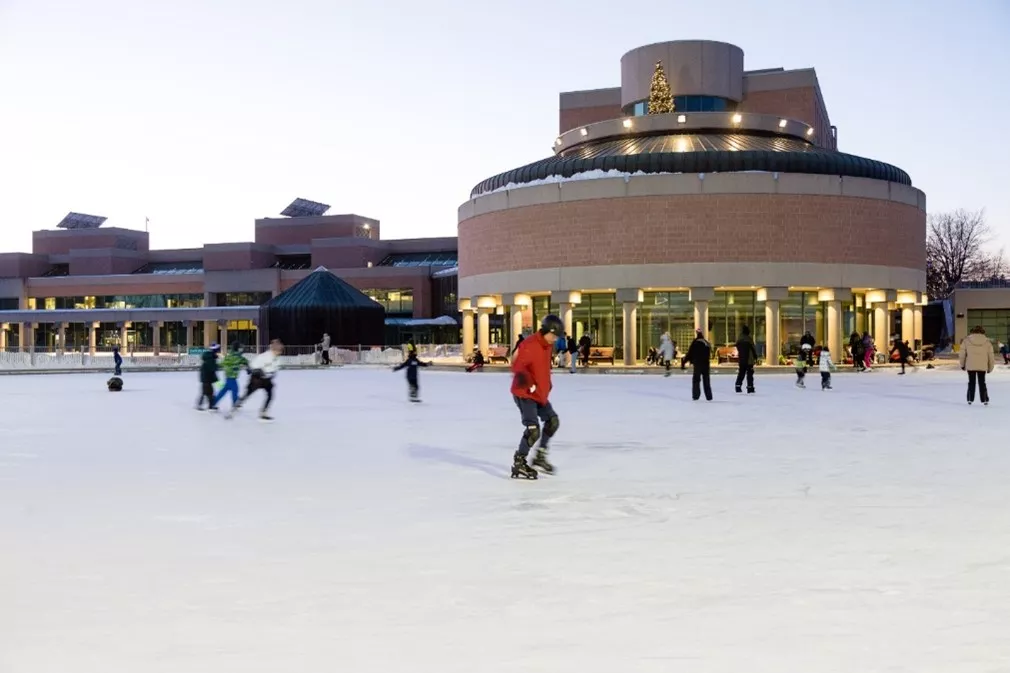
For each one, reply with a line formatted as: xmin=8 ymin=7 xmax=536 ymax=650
xmin=0 ymin=200 xmax=459 ymax=352
xmin=457 ymin=39 xmax=927 ymax=364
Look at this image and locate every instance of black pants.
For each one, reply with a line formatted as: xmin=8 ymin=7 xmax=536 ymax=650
xmin=821 ymin=371 xmax=832 ymax=389
xmin=796 ymin=369 xmax=806 ymax=383
xmin=321 ymin=349 xmax=330 ymax=365
xmin=692 ymin=369 xmax=713 ymax=400
xmin=514 ymin=396 xmax=558 ymax=457
xmin=967 ymin=371 xmax=989 ymax=404
xmin=735 ymin=364 xmax=754 ymax=391
xmin=242 ymin=372 xmax=274 ymax=412
xmin=197 ymin=381 xmax=215 ymax=408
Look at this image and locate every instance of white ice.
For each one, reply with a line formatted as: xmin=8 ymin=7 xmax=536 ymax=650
xmin=2 ymin=367 xmax=1009 ymax=672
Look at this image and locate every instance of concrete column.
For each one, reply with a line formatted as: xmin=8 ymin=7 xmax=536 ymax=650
xmin=462 ymin=310 xmax=474 ymax=355
xmin=873 ymin=304 xmax=889 ymax=355
xmin=901 ymin=305 xmax=914 ymax=345
xmin=616 ymin=289 xmax=642 ymax=365
xmin=559 ymin=303 xmax=573 ymax=339
xmin=219 ymin=323 xmax=229 ymax=350
xmin=477 ymin=308 xmax=491 ymax=356
xmin=0 ymin=324 xmax=7 ymax=351
xmin=622 ymin=302 xmax=637 ymax=365
xmin=814 ymin=308 xmax=825 ymax=345
xmin=511 ymin=305 xmax=524 ymax=343
xmin=913 ymin=305 xmax=923 ymax=348
xmin=827 ymin=300 xmax=842 ymax=360
xmin=119 ymin=323 xmax=129 ymax=352
xmin=23 ymin=323 xmax=35 ymax=352
xmin=690 ymin=287 xmax=715 ymax=341
xmin=88 ymin=322 xmax=98 ymax=356
xmin=694 ymin=301 xmax=709 ymax=337
xmin=203 ymin=321 xmax=215 ymax=348
xmin=765 ymin=301 xmax=781 ymax=365
xmin=152 ymin=321 xmax=162 ymax=356
xmin=185 ymin=322 xmax=194 ymax=351
xmin=55 ymin=323 xmax=66 ymax=354
xmin=856 ymin=296 xmax=866 ymax=334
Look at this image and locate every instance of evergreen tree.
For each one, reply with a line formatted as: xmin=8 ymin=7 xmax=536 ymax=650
xmin=647 ymin=61 xmax=674 ymax=115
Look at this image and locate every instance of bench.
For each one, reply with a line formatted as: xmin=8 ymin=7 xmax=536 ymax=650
xmin=586 ymin=346 xmax=615 ymax=365
xmin=716 ymin=346 xmax=738 ymax=364
xmin=487 ymin=346 xmax=510 ymax=364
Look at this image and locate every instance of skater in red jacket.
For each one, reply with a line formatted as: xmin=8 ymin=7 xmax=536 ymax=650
xmin=510 ymin=314 xmax=563 ymax=479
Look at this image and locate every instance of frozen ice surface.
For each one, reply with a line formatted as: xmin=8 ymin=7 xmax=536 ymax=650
xmin=2 ymin=367 xmax=1009 ymax=672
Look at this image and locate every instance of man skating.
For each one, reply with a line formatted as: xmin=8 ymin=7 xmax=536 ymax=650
xmin=393 ymin=348 xmax=432 ymax=402
xmin=196 ymin=343 xmax=221 ymax=410
xmin=682 ymin=329 xmax=713 ymax=401
xmin=510 ymin=315 xmax=563 ymax=479
xmin=212 ymin=342 xmax=248 ymax=417
xmin=239 ymin=339 xmax=283 ymax=420
xmin=734 ymin=325 xmax=758 ymax=393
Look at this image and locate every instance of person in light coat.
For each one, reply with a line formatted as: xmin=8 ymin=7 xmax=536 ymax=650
xmin=819 ymin=346 xmax=836 ymax=390
xmin=659 ymin=332 xmax=675 ymax=376
xmin=239 ymin=339 xmax=284 ymax=420
xmin=959 ymin=326 xmax=995 ymax=405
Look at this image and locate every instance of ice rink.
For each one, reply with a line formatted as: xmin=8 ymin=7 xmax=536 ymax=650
xmin=2 ymin=366 xmax=1009 ymax=672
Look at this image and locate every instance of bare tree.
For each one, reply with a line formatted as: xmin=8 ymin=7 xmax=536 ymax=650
xmin=926 ymin=209 xmax=1006 ymax=299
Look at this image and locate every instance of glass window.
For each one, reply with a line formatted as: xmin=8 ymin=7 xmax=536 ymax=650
xmin=0 ymin=297 xmax=19 ymax=310
xmin=216 ymin=292 xmax=270 ymax=307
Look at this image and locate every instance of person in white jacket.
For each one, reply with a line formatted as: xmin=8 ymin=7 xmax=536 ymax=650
xmin=659 ymin=332 xmax=675 ymax=377
xmin=239 ymin=339 xmax=284 ymax=421
xmin=818 ymin=346 xmax=836 ymax=390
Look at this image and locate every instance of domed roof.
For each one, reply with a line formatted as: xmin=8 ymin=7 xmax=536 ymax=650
xmin=469 ymin=131 xmax=912 ymax=198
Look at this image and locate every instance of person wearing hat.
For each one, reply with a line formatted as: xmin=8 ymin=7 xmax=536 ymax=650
xmin=509 ymin=314 xmax=564 ymax=479
xmin=196 ymin=343 xmax=221 ymax=411
xmin=681 ymin=328 xmax=713 ymax=401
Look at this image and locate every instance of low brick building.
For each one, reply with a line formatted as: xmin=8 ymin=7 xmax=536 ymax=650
xmin=458 ymin=39 xmax=927 ymax=364
xmin=0 ymin=201 xmax=459 ymax=352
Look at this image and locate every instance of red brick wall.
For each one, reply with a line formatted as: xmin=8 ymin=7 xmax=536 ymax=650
xmin=69 ymin=254 xmax=145 ymax=276
xmin=311 ymin=245 xmax=387 ymax=269
xmin=203 ymin=248 xmax=275 ymax=271
xmin=459 ymin=194 xmax=925 ymax=277
xmin=33 ymin=229 xmax=149 ymax=255
xmin=559 ymin=105 xmax=623 ymax=134
xmin=0 ymin=253 xmax=49 ymax=278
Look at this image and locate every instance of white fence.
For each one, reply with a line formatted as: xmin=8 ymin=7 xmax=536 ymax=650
xmin=0 ymin=344 xmax=468 ymax=371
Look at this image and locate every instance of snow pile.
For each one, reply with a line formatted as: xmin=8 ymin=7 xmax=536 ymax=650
xmin=486 ymin=169 xmax=658 ymax=194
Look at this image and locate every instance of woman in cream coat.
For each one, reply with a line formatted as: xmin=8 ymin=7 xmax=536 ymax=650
xmin=959 ymin=325 xmax=995 ymax=405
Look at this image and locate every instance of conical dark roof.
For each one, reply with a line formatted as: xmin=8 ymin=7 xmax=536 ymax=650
xmin=266 ymin=267 xmax=382 ymax=309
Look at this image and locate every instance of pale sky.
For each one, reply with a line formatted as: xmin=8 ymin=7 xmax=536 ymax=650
xmin=1 ymin=0 xmax=1007 ymax=253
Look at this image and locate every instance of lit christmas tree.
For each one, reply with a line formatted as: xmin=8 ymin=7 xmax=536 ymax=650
xmin=647 ymin=61 xmax=674 ymax=115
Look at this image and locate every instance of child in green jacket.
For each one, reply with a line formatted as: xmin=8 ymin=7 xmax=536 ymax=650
xmin=212 ymin=342 xmax=248 ymax=414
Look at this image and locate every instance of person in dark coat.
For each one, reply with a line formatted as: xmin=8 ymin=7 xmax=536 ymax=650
xmin=849 ymin=331 xmax=865 ymax=371
xmin=112 ymin=346 xmax=123 ymax=376
xmin=196 ymin=343 xmax=221 ymax=410
xmin=800 ymin=331 xmax=816 ymax=367
xmin=567 ymin=334 xmax=579 ymax=373
xmin=890 ymin=338 xmax=913 ymax=374
xmin=681 ymin=329 xmax=713 ymax=401
xmin=512 ymin=333 xmax=524 ymax=356
xmin=578 ymin=333 xmax=592 ymax=367
xmin=393 ymin=350 xmax=431 ymax=402
xmin=734 ymin=325 xmax=758 ymax=394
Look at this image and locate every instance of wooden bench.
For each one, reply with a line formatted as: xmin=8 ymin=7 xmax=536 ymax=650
xmin=716 ymin=346 xmax=738 ymax=364
xmin=586 ymin=346 xmax=615 ymax=365
xmin=487 ymin=346 xmax=510 ymax=364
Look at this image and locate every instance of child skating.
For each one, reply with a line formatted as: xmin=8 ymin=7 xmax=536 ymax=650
xmin=510 ymin=315 xmax=563 ymax=479
xmin=196 ymin=343 xmax=221 ymax=410
xmin=212 ymin=341 xmax=248 ymax=417
xmin=819 ymin=345 xmax=836 ymax=390
xmin=393 ymin=349 xmax=432 ymax=402
xmin=795 ymin=354 xmax=807 ymax=388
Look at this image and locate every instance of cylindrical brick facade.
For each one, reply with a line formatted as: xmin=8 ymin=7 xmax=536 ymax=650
xmin=460 ymin=194 xmax=923 ymax=276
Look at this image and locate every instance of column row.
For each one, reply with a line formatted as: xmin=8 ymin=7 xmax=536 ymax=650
xmin=0 ymin=320 xmax=261 ymax=354
xmin=459 ymin=288 xmax=925 ymax=364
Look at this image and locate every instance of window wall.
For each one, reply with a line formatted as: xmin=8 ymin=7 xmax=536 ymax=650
xmin=966 ymin=310 xmax=1007 ymax=348
xmin=363 ymin=289 xmax=413 ymax=315
xmin=570 ymin=293 xmax=618 ymax=348
xmin=629 ymin=96 xmax=736 ymax=115
xmin=34 ymin=295 xmax=204 ymax=310
xmin=215 ymin=292 xmax=270 ymax=307
xmin=638 ymin=292 xmax=693 ymax=356
xmin=709 ymin=291 xmax=765 ymax=356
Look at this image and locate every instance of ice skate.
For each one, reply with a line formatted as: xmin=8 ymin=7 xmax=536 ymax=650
xmin=796 ymin=381 xmax=805 ymax=388
xmin=747 ymin=388 xmax=755 ymax=394
xmin=510 ymin=454 xmax=538 ymax=480
xmin=735 ymin=386 xmax=742 ymax=394
xmin=531 ymin=448 xmax=554 ymax=475
xmin=259 ymin=413 xmax=273 ymax=422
